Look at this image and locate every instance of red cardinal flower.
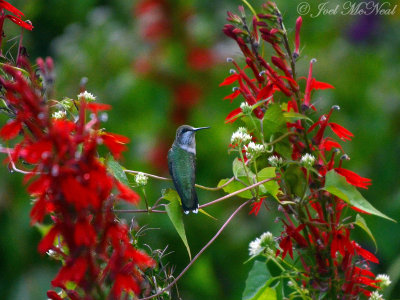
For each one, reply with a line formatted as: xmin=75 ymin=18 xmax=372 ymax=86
xmin=335 ymin=167 xmax=372 ymax=189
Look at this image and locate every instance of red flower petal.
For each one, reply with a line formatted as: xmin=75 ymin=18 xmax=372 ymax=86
xmin=38 ymin=226 xmax=59 ymax=254
xmin=219 ymin=73 xmax=240 ymax=86
xmin=320 ymin=138 xmax=342 ymax=151
xmin=311 ymin=78 xmax=334 ymax=90
xmin=112 ymin=274 xmax=140 ymax=297
xmin=354 ymin=243 xmax=379 ymax=263
xmin=0 ymin=0 xmax=24 ymax=17
xmin=249 ymin=198 xmax=264 ymax=216
xmin=52 ymin=257 xmax=87 ymax=287
xmin=335 ymin=168 xmax=372 ymax=189
xmin=5 ymin=15 xmax=33 ymax=30
xmin=256 ymin=84 xmax=273 ymax=101
xmin=329 ymin=122 xmax=353 ymax=141
xmin=223 ymin=89 xmax=241 ymax=102
xmin=101 ymin=132 xmax=129 ymax=159
xmin=74 ymin=221 xmax=96 ymax=246
xmin=116 ymin=180 xmax=140 ymax=204
xmin=0 ymin=119 xmax=22 ymax=140
xmin=47 ymin=291 xmax=63 ymax=300
xmin=87 ymin=102 xmax=112 ymax=113
xmin=224 ymin=107 xmax=242 ymax=123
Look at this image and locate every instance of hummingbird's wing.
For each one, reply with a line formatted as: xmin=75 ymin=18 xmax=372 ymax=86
xmin=168 ymin=145 xmax=198 ymax=213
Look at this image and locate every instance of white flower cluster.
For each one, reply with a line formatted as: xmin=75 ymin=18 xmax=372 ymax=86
xmin=368 ymin=291 xmax=384 ymax=300
xmin=376 ymin=274 xmax=391 ymax=288
xmin=268 ymin=155 xmax=283 ymax=167
xmin=52 ymin=110 xmax=66 ymax=119
xmin=231 ymin=127 xmax=252 ymax=145
xmin=78 ymin=90 xmax=96 ymax=102
xmin=248 ymin=231 xmax=274 ymax=256
xmin=245 ymin=142 xmax=264 ymax=159
xmin=300 ymin=153 xmax=315 ymax=167
xmin=135 ymin=172 xmax=148 ymax=186
xmin=240 ymin=102 xmax=252 ymax=115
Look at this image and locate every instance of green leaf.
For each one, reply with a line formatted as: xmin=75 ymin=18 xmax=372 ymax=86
xmin=199 ymin=208 xmax=217 ymax=220
xmin=283 ymin=164 xmax=306 ymax=198
xmin=106 ymin=155 xmax=129 ymax=186
xmin=354 ymin=214 xmax=377 ymax=250
xmin=243 ymin=260 xmax=274 ymax=300
xmin=283 ymin=112 xmax=313 ymax=123
xmin=263 ymin=104 xmax=286 ymax=136
xmin=233 ymin=157 xmax=247 ymax=178
xmin=324 ymin=170 xmax=395 ymax=222
xmin=163 ymin=189 xmax=192 ymax=260
xmin=218 ymin=178 xmax=253 ymax=199
xmin=257 ymin=167 xmax=280 ymax=200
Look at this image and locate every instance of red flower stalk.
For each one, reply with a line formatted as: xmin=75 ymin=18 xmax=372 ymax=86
xmin=0 ymin=60 xmax=155 ymax=298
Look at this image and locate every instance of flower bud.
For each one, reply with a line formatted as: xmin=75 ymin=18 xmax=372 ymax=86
xmin=300 ymin=153 xmax=315 ymax=167
xmin=78 ymin=91 xmax=96 ymax=102
xmin=231 ymin=127 xmax=252 ymax=146
xmin=240 ymin=102 xmax=252 ymax=115
xmin=268 ymin=155 xmax=283 ymax=167
xmin=135 ymin=172 xmax=148 ymax=186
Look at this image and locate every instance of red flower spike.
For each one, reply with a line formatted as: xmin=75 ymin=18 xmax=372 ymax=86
xmin=329 ymin=122 xmax=353 ymax=141
xmin=294 ymin=16 xmax=302 ymax=56
xmin=335 ymin=168 xmax=371 ymax=189
xmin=112 ymin=274 xmax=141 ymax=297
xmin=116 ymin=180 xmax=140 ymax=204
xmin=225 ymin=107 xmax=242 ymax=123
xmin=74 ymin=221 xmax=97 ymax=246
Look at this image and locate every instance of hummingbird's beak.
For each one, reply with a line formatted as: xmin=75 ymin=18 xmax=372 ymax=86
xmin=193 ymin=126 xmax=210 ymax=131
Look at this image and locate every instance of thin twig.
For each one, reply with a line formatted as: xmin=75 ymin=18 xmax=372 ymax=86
xmin=138 ymin=199 xmax=250 ymax=300
xmin=125 ymin=169 xmax=235 ymax=191
xmin=113 ymin=209 xmax=166 ymax=214
xmin=199 ymin=177 xmax=275 ymax=208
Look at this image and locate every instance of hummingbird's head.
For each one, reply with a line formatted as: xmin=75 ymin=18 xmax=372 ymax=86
xmin=175 ymin=125 xmax=210 ymax=151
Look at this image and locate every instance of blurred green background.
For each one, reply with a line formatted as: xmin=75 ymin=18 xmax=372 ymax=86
xmin=0 ymin=0 xmax=399 ymax=299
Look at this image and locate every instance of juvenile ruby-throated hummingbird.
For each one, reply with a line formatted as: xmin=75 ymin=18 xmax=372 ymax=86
xmin=168 ymin=125 xmax=210 ymax=214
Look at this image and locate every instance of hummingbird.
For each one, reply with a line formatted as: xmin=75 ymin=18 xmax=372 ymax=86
xmin=168 ymin=125 xmax=210 ymax=214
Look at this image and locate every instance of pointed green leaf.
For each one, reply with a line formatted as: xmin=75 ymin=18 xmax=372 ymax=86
xmin=199 ymin=208 xmax=217 ymax=220
xmin=283 ymin=112 xmax=313 ymax=123
xmin=324 ymin=170 xmax=395 ymax=222
xmin=354 ymin=214 xmax=377 ymax=250
xmin=243 ymin=260 xmax=274 ymax=300
xmin=263 ymin=104 xmax=286 ymax=136
xmin=163 ymin=189 xmax=192 ymax=260
xmin=106 ymin=155 xmax=129 ymax=186
xmin=218 ymin=178 xmax=253 ymax=199
xmin=257 ymin=167 xmax=280 ymax=200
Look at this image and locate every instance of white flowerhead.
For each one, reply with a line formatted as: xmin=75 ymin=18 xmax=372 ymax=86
xmin=240 ymin=102 xmax=252 ymax=115
xmin=249 ymin=231 xmax=274 ymax=257
xmin=268 ymin=155 xmax=283 ymax=167
xmin=376 ymin=274 xmax=391 ymax=288
xmin=231 ymin=127 xmax=252 ymax=145
xmin=245 ymin=142 xmax=264 ymax=159
xmin=135 ymin=172 xmax=148 ymax=186
xmin=52 ymin=110 xmax=66 ymax=119
xmin=78 ymin=91 xmax=96 ymax=102
xmin=300 ymin=153 xmax=315 ymax=167
xmin=368 ymin=291 xmax=384 ymax=300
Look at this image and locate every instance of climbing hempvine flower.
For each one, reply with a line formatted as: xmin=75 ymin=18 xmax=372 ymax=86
xmin=249 ymin=231 xmax=275 ymax=256
xmin=245 ymin=142 xmax=264 ymax=159
xmin=268 ymin=155 xmax=283 ymax=167
xmin=52 ymin=110 xmax=66 ymax=119
xmin=231 ymin=127 xmax=251 ymax=146
xmin=300 ymin=153 xmax=315 ymax=167
xmin=78 ymin=91 xmax=96 ymax=102
xmin=135 ymin=172 xmax=148 ymax=186
xmin=240 ymin=102 xmax=252 ymax=115
xmin=376 ymin=274 xmax=391 ymax=288
xmin=368 ymin=291 xmax=384 ymax=300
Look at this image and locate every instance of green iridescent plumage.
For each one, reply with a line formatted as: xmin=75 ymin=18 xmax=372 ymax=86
xmin=168 ymin=125 xmax=209 ymax=214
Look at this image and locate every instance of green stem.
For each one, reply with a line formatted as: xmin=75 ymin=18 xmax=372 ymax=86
xmin=238 ymin=148 xmax=256 ymax=198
